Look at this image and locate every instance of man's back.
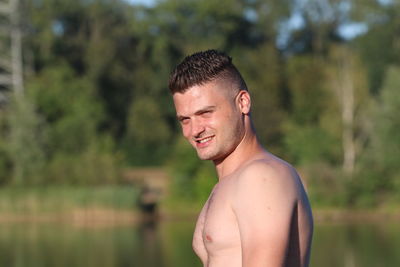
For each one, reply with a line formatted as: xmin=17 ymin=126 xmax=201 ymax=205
xmin=192 ymin=152 xmax=313 ymax=267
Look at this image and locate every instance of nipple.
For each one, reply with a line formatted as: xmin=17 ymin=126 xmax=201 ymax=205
xmin=205 ymin=234 xmax=212 ymax=242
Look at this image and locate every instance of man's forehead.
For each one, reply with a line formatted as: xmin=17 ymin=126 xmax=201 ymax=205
xmin=173 ymin=90 xmax=211 ymax=111
xmin=173 ymin=84 xmax=225 ymax=114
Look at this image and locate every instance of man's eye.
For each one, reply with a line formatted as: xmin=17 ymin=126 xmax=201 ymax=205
xmin=180 ymin=118 xmax=189 ymax=124
xmin=201 ymin=111 xmax=212 ymax=116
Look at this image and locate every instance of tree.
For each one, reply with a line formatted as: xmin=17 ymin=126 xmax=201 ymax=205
xmin=6 ymin=95 xmax=47 ymax=185
xmin=233 ymin=44 xmax=286 ymax=155
xmin=124 ymin=96 xmax=172 ymax=165
xmin=284 ymin=55 xmax=341 ymax=165
xmin=347 ymin=65 xmax=400 ymax=205
xmin=370 ymin=66 xmax=400 ymax=189
xmin=325 ymin=45 xmax=369 ymax=176
xmin=352 ymin=0 xmax=400 ymax=93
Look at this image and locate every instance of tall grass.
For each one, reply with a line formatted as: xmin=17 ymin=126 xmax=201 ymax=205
xmin=0 ymin=185 xmax=140 ymax=215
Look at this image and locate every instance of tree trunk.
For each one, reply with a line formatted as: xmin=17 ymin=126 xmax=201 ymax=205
xmin=10 ymin=0 xmax=24 ymax=96
xmin=341 ymin=57 xmax=355 ymax=175
xmin=330 ymin=46 xmax=356 ymax=176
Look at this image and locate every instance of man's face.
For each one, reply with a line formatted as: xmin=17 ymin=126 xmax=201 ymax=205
xmin=173 ymin=80 xmax=245 ymax=161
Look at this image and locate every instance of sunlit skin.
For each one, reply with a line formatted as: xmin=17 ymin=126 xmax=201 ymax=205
xmin=173 ymin=79 xmax=313 ymax=267
xmin=173 ymin=79 xmax=251 ymax=170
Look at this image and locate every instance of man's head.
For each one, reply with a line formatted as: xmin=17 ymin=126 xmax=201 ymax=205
xmin=169 ymin=49 xmax=248 ymax=95
xmin=169 ymin=50 xmax=253 ymax=162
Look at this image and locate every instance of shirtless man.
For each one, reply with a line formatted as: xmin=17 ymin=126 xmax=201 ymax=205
xmin=168 ymin=50 xmax=313 ymax=267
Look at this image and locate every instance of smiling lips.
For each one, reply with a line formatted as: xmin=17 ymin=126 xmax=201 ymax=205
xmin=195 ymin=135 xmax=215 ymax=148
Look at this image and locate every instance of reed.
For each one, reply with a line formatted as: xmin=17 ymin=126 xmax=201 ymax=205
xmin=0 ymin=185 xmax=140 ymax=215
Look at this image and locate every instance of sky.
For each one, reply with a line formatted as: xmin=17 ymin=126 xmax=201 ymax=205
xmin=124 ymin=0 xmax=369 ymax=40
xmin=124 ymin=0 xmax=156 ymax=6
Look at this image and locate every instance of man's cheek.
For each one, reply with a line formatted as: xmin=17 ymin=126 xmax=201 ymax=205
xmin=207 ymin=120 xmax=218 ymax=133
xmin=182 ymin=127 xmax=193 ymax=143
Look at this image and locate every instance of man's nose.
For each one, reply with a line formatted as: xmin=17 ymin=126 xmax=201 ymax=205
xmin=191 ymin=119 xmax=205 ymax=138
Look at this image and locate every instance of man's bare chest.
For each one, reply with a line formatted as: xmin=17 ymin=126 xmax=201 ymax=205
xmin=194 ymin=184 xmax=241 ymax=255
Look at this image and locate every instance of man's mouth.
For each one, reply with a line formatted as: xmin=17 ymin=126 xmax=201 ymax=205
xmin=197 ymin=136 xmax=213 ymax=143
xmin=195 ymin=135 xmax=215 ymax=146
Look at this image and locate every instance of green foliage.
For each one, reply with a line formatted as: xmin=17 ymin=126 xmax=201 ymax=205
xmin=303 ymin=162 xmax=348 ymax=207
xmin=6 ymin=96 xmax=47 ymax=185
xmin=354 ymin=1 xmax=400 ymax=93
xmin=284 ymin=125 xmax=339 ymax=165
xmin=234 ymin=44 xmax=286 ymax=154
xmin=28 ymin=64 xmax=103 ymax=154
xmin=193 ymin=161 xmax=217 ymax=203
xmin=0 ymin=113 xmax=12 ymax=185
xmin=286 ymin=56 xmax=329 ymax=124
xmin=124 ymin=96 xmax=172 ymax=166
xmin=0 ymin=185 xmax=139 ymax=213
xmin=351 ymin=66 xmax=400 ymax=205
xmin=166 ymin=137 xmax=216 ymax=203
xmin=0 ymin=0 xmax=397 ymax=208
xmin=45 ymin=138 xmax=121 ymax=185
xmin=22 ymin=63 xmax=121 ymax=185
xmin=283 ymin=55 xmax=341 ymax=165
xmin=374 ymin=66 xmax=400 ymax=171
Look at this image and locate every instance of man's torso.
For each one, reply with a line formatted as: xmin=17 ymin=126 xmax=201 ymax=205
xmin=192 ymin=155 xmax=313 ymax=267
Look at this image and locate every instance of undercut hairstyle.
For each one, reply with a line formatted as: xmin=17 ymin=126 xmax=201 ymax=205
xmin=168 ymin=49 xmax=248 ymax=94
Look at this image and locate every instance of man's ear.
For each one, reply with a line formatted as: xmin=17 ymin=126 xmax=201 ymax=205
xmin=237 ymin=90 xmax=251 ymax=115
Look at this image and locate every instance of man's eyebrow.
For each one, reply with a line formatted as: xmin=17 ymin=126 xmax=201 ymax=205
xmin=176 ymin=106 xmax=216 ymax=121
xmin=194 ymin=106 xmax=216 ymax=115
xmin=176 ymin=114 xmax=188 ymax=121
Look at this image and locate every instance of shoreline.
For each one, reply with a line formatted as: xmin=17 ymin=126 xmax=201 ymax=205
xmin=313 ymin=208 xmax=400 ymax=223
xmin=1 ymin=207 xmax=399 ymax=226
xmin=0 ymin=208 xmax=141 ymax=227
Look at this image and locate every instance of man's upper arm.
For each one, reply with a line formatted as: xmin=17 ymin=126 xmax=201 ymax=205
xmin=232 ymin=162 xmax=297 ymax=267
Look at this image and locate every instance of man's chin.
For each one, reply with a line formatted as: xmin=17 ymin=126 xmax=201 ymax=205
xmin=196 ymin=150 xmax=224 ymax=161
xmin=197 ymin=154 xmax=213 ymax=161
xmin=196 ymin=150 xmax=215 ymax=161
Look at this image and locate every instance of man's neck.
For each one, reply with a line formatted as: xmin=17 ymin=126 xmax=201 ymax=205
xmin=214 ymin=131 xmax=264 ymax=180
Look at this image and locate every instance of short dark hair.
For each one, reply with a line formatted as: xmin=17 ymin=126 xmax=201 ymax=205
xmin=168 ymin=49 xmax=248 ymax=94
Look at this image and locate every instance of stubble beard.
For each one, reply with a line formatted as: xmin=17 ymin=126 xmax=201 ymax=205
xmin=192 ymin=108 xmax=245 ymax=162
xmin=194 ymin=133 xmax=237 ymax=162
xmin=194 ymin=137 xmax=221 ymax=161
xmin=196 ymin=146 xmax=220 ymax=161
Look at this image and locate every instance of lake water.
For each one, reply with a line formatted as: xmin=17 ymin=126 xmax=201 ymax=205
xmin=0 ymin=219 xmax=399 ymax=267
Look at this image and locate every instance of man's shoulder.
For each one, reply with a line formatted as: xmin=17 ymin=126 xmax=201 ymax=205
xmin=238 ymin=154 xmax=296 ymax=182
xmin=229 ymin=155 xmax=299 ymax=217
xmin=231 ymin=155 xmax=299 ymax=199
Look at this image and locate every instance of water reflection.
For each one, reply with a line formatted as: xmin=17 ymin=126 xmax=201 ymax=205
xmin=311 ymin=222 xmax=400 ymax=267
xmin=0 ymin=220 xmax=398 ymax=267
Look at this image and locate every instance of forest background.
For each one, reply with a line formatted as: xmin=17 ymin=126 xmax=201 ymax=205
xmin=0 ymin=0 xmax=399 ymax=214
